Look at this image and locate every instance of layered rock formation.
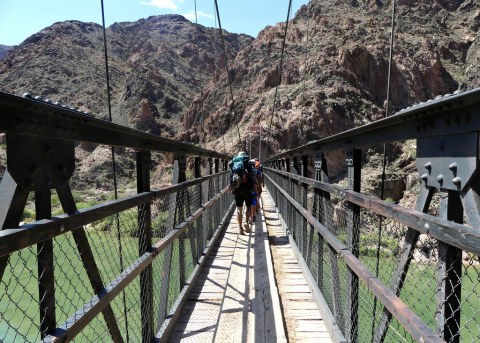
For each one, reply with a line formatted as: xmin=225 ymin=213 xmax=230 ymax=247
xmin=0 ymin=15 xmax=252 ymax=136
xmin=181 ymin=0 xmax=479 ymax=177
xmin=0 ymin=0 xmax=478 ymax=190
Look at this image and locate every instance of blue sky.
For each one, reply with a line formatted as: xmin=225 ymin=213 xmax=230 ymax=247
xmin=0 ymin=0 xmax=308 ymax=46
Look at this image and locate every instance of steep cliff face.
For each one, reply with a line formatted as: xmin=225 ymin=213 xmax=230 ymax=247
xmin=0 ymin=1 xmax=478 ymax=187
xmin=0 ymin=15 xmax=253 ymax=137
xmin=180 ymin=0 xmax=479 ymax=175
xmin=0 ymin=15 xmax=252 ymax=189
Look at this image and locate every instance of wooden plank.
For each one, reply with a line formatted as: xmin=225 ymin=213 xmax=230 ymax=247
xmin=168 ymin=213 xmax=238 ymax=342
xmin=251 ymin=200 xmax=287 ymax=343
xmin=262 ymin=191 xmax=332 ymax=343
xmin=215 ymin=210 xmax=254 ymax=343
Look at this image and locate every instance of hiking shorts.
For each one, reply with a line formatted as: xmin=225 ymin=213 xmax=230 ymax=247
xmin=234 ymin=190 xmax=253 ymax=207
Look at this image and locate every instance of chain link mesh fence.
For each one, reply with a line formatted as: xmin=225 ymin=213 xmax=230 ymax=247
xmin=0 ymin=170 xmax=232 ymax=342
xmin=265 ymin=168 xmax=480 ymax=343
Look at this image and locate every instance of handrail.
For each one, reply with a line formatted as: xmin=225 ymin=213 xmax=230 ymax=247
xmin=265 ymin=167 xmax=480 ymax=255
xmin=265 ymin=173 xmax=442 ymax=343
xmin=0 ymin=171 xmax=228 ymax=257
xmin=43 ymin=185 xmax=231 ymax=342
xmin=265 ymin=87 xmax=480 ymax=161
xmin=0 ymin=90 xmax=230 ymax=159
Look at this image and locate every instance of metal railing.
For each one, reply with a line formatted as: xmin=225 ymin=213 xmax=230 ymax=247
xmin=264 ymin=88 xmax=480 ymax=343
xmin=0 ymin=91 xmax=234 ymax=342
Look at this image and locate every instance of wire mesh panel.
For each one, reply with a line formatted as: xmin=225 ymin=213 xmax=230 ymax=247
xmin=0 ymin=170 xmax=232 ymax=342
xmin=265 ymin=168 xmax=480 ymax=343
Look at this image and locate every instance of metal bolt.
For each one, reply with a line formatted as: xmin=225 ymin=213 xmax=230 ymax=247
xmin=421 ymin=173 xmax=428 ymax=180
xmin=452 ymin=177 xmax=461 ymax=185
xmin=448 ymin=162 xmax=457 ymax=170
xmin=437 ymin=174 xmax=443 ymax=183
xmin=424 ymin=162 xmax=432 ymax=170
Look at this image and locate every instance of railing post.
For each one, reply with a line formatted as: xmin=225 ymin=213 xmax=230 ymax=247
xmin=436 ymin=191 xmax=462 ymax=343
xmin=300 ymin=154 xmax=310 ymax=262
xmin=194 ymin=156 xmax=202 ymax=179
xmin=346 ymin=148 xmax=361 ymax=343
xmin=137 ymin=150 xmax=153 ymax=343
xmin=313 ymin=152 xmax=329 ymax=289
xmin=36 ymin=190 xmax=56 ymax=339
xmin=174 ymin=154 xmax=188 ymax=289
xmin=205 ymin=158 xmax=213 ymax=237
xmin=285 ymin=158 xmax=290 ymax=173
xmin=214 ymin=158 xmax=220 ymax=193
xmin=194 ymin=157 xmax=204 ymax=257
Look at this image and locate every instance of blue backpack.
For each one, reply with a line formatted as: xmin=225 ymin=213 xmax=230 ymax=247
xmin=230 ymin=156 xmax=250 ymax=188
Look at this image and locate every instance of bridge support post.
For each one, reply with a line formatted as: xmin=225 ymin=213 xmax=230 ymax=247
xmin=346 ymin=148 xmax=361 ymax=343
xmin=436 ymin=191 xmax=462 ymax=342
xmin=313 ymin=152 xmax=329 ymax=290
xmin=299 ymin=155 xmax=309 ymax=256
xmin=194 ymin=157 xmax=204 ymax=258
xmin=214 ymin=158 xmax=220 ymax=194
xmin=35 ymin=189 xmax=56 ymax=339
xmin=173 ymin=154 xmax=188 ymax=290
xmin=137 ymin=151 xmax=153 ymax=343
xmin=206 ymin=158 xmax=213 ymax=237
xmin=289 ymin=156 xmax=297 ymax=242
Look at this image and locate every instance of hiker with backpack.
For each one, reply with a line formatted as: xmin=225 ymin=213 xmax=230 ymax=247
xmin=251 ymin=158 xmax=263 ymax=217
xmin=229 ymin=151 xmax=257 ymax=235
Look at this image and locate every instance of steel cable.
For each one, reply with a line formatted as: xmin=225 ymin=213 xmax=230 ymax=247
xmin=213 ymin=0 xmax=243 ymax=151
xmin=100 ymin=1 xmax=130 ymax=341
xmin=372 ymin=0 xmax=397 ymax=338
xmin=266 ymin=0 xmax=293 ymax=152
xmin=299 ymin=1 xmax=311 ymax=145
xmin=190 ymin=0 xmax=206 ymax=148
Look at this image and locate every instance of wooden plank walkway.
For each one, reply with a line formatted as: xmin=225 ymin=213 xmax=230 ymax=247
xmin=169 ymin=190 xmax=332 ymax=342
xmin=262 ymin=191 xmax=332 ymax=343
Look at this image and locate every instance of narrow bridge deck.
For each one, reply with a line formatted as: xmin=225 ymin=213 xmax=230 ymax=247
xmin=170 ymin=190 xmax=332 ymax=342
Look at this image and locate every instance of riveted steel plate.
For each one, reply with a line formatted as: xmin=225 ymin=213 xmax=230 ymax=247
xmin=416 ymin=132 xmax=478 ymax=191
xmin=7 ymin=134 xmax=75 ymax=191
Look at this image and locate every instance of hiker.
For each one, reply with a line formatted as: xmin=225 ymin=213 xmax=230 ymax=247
xmin=229 ymin=151 xmax=257 ymax=235
xmin=251 ymin=158 xmax=263 ymax=219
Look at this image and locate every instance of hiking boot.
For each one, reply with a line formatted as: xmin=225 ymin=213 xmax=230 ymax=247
xmin=243 ymin=223 xmax=250 ymax=233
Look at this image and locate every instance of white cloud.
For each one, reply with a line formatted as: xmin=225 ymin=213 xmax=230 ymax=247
xmin=183 ymin=10 xmax=214 ymax=22
xmin=141 ymin=0 xmax=179 ymax=11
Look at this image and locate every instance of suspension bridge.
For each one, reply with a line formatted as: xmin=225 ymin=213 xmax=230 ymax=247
xmin=1 ymin=0 xmax=479 ymax=342
xmin=1 ymin=86 xmax=479 ymax=342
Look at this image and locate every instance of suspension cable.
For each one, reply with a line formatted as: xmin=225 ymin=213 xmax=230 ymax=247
xmin=100 ymin=1 xmax=130 ymax=341
xmin=266 ymin=0 xmax=293 ymax=150
xmin=372 ymin=0 xmax=397 ymax=337
xmin=190 ymin=0 xmax=206 ymax=148
xmin=299 ymin=2 xmax=311 ymax=146
xmin=213 ymin=0 xmax=243 ymax=150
